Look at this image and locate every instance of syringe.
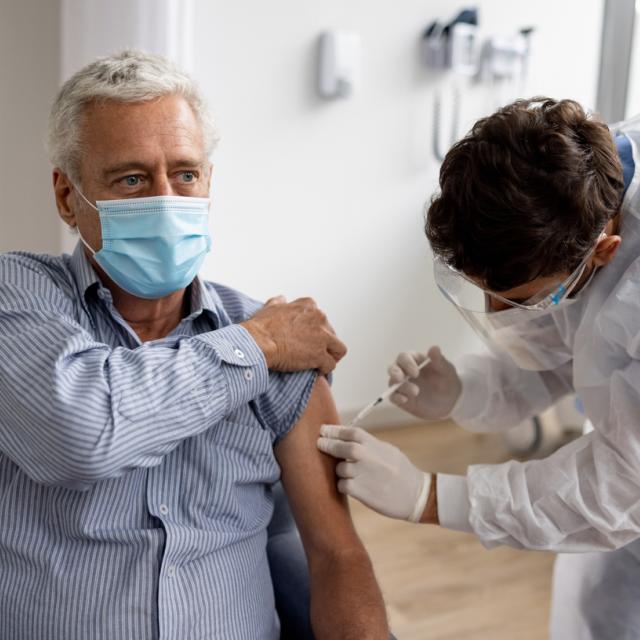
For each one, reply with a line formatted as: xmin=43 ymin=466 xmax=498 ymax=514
xmin=348 ymin=357 xmax=430 ymax=427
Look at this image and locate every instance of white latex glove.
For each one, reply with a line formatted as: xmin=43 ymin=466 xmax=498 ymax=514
xmin=388 ymin=346 xmax=462 ymax=421
xmin=317 ymin=424 xmax=431 ymax=522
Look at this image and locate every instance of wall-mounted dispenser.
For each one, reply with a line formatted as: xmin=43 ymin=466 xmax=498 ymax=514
xmin=317 ymin=31 xmax=362 ymax=99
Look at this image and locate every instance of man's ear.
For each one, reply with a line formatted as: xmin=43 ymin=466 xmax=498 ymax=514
xmin=53 ymin=170 xmax=77 ymax=228
xmin=206 ymin=162 xmax=213 ymax=192
xmin=593 ymin=233 xmax=622 ymax=267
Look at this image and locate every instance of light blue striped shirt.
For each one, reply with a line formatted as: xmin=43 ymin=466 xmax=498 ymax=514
xmin=0 ymin=244 xmax=317 ymax=639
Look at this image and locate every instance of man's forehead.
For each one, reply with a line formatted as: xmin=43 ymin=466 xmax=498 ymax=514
xmin=82 ymin=96 xmax=203 ymax=143
xmin=79 ymin=95 xmax=207 ymax=169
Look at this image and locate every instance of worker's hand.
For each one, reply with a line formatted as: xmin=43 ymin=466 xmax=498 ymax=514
xmin=317 ymin=425 xmax=430 ymax=522
xmin=241 ymin=296 xmax=347 ymax=375
xmin=388 ymin=346 xmax=462 ymax=421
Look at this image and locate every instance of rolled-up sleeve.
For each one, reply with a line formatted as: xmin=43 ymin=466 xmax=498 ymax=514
xmin=0 ymin=257 xmax=269 ymax=489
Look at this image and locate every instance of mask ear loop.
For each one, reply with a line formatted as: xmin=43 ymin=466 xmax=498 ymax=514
xmin=72 ymin=185 xmax=99 ymax=256
xmin=561 ymin=232 xmax=608 ymax=300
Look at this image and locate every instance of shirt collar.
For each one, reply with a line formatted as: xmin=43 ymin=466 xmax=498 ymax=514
xmin=69 ymin=241 xmax=102 ymax=301
xmin=187 ymin=277 xmax=225 ymax=327
xmin=69 ymin=241 xmax=225 ymax=327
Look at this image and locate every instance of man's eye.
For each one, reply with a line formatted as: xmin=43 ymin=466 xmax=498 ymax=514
xmin=180 ymin=171 xmax=197 ymax=183
xmin=122 ymin=175 xmax=141 ymax=186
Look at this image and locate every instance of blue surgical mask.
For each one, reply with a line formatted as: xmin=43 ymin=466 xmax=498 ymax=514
xmin=75 ymin=190 xmax=211 ymax=299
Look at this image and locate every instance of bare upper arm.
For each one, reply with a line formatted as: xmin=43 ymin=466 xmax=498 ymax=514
xmin=274 ymin=376 xmax=361 ymax=557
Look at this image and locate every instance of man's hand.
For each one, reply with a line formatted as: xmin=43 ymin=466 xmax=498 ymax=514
xmin=241 ymin=296 xmax=347 ymax=375
xmin=317 ymin=424 xmax=434 ymax=523
xmin=388 ymin=346 xmax=462 ymax=420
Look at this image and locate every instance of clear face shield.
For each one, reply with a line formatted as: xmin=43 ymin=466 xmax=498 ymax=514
xmin=433 ymin=250 xmax=597 ymax=370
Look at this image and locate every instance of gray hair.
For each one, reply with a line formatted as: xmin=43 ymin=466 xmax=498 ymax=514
xmin=47 ymin=50 xmax=218 ymax=183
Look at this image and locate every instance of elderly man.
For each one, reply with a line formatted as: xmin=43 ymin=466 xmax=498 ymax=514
xmin=0 ymin=51 xmax=389 ymax=640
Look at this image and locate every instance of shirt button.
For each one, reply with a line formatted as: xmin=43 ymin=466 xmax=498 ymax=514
xmin=244 ymin=370 xmax=254 ymax=381
xmin=234 ymin=348 xmax=245 ymax=359
xmin=159 ymin=504 xmax=169 ymax=515
xmin=166 ymin=565 xmax=176 ymax=578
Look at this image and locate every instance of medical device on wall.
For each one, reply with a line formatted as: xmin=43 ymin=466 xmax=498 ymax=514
xmin=423 ymin=9 xmax=479 ymax=75
xmin=422 ymin=8 xmax=479 ymax=162
xmin=422 ymin=9 xmax=534 ymax=162
xmin=317 ymin=31 xmax=362 ymax=99
xmin=475 ymin=27 xmax=534 ymax=102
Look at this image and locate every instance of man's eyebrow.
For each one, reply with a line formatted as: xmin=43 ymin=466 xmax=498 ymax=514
xmin=169 ymin=158 xmax=207 ymax=168
xmin=102 ymin=162 xmax=151 ymax=178
xmin=102 ymin=159 xmax=207 ymax=179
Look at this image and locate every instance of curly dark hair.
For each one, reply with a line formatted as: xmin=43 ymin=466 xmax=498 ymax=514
xmin=426 ymin=97 xmax=625 ymax=292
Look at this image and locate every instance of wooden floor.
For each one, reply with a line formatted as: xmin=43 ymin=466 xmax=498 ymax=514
xmin=350 ymin=421 xmax=556 ymax=640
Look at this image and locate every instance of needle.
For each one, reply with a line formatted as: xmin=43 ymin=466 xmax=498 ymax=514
xmin=348 ymin=357 xmax=430 ymax=427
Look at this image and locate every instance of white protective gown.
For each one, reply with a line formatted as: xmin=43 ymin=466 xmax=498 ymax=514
xmin=438 ymin=120 xmax=640 ymax=639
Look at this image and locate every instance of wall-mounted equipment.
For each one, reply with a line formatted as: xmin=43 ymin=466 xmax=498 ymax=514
xmin=422 ymin=8 xmax=479 ymax=75
xmin=422 ymin=8 xmax=479 ymax=162
xmin=421 ymin=8 xmax=535 ymax=162
xmin=317 ymin=30 xmax=362 ymax=99
xmin=476 ymin=28 xmax=534 ymax=89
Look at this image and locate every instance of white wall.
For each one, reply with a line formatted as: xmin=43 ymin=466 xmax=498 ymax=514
xmin=193 ymin=0 xmax=604 ymax=421
xmin=0 ymin=0 xmax=605 ymax=422
xmin=0 ymin=0 xmax=61 ymax=254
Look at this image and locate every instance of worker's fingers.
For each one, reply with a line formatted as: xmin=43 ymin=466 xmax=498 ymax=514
xmin=409 ymin=351 xmax=429 ymax=366
xmin=427 ymin=345 xmax=447 ymax=370
xmin=338 ymin=478 xmax=371 ymax=508
xmin=391 ymin=391 xmax=409 ymax=405
xmin=320 ymin=424 xmax=365 ymax=443
xmin=336 ymin=461 xmax=359 ymax=479
xmin=394 ymin=381 xmax=420 ymax=398
xmin=388 ymin=363 xmax=405 ymax=385
xmin=396 ymin=352 xmax=421 ymax=379
xmin=337 ymin=478 xmax=357 ymax=496
xmin=317 ymin=437 xmax=364 ymax=461
xmin=264 ymin=295 xmax=287 ymax=307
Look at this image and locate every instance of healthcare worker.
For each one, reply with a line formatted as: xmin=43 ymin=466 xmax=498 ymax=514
xmin=318 ymin=97 xmax=640 ymax=639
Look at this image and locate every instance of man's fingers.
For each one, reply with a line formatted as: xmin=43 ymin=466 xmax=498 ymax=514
xmin=264 ymin=295 xmax=287 ymax=307
xmin=318 ymin=353 xmax=337 ymax=376
xmin=327 ymin=335 xmax=348 ymax=362
xmin=293 ymin=296 xmax=317 ymax=309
